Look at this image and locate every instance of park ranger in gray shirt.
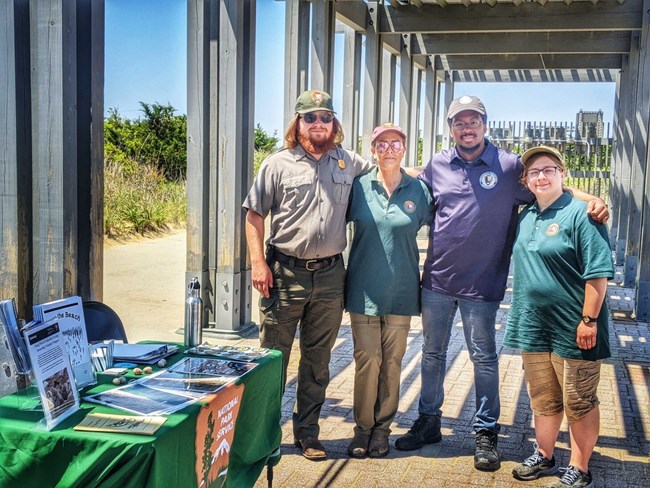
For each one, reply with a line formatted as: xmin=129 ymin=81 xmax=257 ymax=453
xmin=242 ymin=90 xmax=371 ymax=461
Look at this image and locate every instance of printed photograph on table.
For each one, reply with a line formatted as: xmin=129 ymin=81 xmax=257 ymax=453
xmin=169 ymin=357 xmax=258 ymax=377
xmin=84 ymin=382 xmax=198 ymax=416
xmin=187 ymin=344 xmax=270 ymax=362
xmin=138 ymin=371 xmax=235 ymax=395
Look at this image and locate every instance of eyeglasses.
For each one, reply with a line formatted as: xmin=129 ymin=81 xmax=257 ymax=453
xmin=526 ymin=166 xmax=561 ymax=180
xmin=375 ymin=141 xmax=404 ymax=153
xmin=302 ymin=112 xmax=334 ymax=124
xmin=451 ymin=119 xmax=482 ymax=131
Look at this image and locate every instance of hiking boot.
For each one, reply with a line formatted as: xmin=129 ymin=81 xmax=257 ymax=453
xmin=512 ymin=443 xmax=558 ymax=480
xmin=550 ymin=465 xmax=593 ymax=488
xmin=294 ymin=437 xmax=327 ymax=461
xmin=368 ymin=430 xmax=390 ymax=458
xmin=474 ymin=429 xmax=500 ymax=471
xmin=347 ymin=431 xmax=371 ymax=458
xmin=394 ymin=414 xmax=441 ymax=451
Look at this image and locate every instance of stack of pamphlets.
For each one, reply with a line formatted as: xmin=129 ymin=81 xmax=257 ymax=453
xmin=113 ymin=343 xmax=179 ymax=364
xmin=84 ymin=357 xmax=257 ymax=416
xmin=0 ymin=298 xmax=30 ymax=375
xmin=22 ymin=318 xmax=80 ymax=429
xmin=33 ymin=296 xmax=94 ymax=388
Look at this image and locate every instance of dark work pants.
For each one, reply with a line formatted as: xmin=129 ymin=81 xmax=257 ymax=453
xmin=258 ymin=258 xmax=345 ymax=440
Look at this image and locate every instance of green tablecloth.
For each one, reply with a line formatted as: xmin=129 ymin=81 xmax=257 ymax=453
xmin=0 ymin=349 xmax=283 ymax=488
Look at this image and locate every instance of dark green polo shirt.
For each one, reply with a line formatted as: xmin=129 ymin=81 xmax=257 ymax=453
xmin=345 ymin=167 xmax=434 ymax=316
xmin=505 ymin=192 xmax=614 ymax=360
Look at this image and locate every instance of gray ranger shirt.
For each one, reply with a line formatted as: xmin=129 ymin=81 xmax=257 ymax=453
xmin=243 ymin=144 xmax=371 ymax=260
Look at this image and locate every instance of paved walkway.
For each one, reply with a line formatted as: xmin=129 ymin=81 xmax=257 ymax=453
xmin=105 ymin=232 xmax=649 ymax=487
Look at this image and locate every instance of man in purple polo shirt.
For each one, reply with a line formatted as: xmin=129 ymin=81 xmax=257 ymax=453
xmin=394 ymin=95 xmax=609 ymax=472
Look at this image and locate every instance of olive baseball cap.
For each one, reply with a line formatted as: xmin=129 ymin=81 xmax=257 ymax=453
xmin=447 ymin=95 xmax=487 ymax=123
xmin=521 ymin=145 xmax=564 ymax=166
xmin=294 ymin=90 xmax=335 ymax=114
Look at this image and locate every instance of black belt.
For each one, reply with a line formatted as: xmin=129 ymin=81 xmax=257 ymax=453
xmin=271 ymin=249 xmax=342 ymax=271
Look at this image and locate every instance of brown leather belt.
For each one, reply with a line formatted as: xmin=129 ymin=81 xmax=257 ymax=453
xmin=271 ymin=248 xmax=342 ymax=271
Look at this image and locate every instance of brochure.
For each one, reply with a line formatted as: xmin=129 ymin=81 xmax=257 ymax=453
xmin=74 ymin=412 xmax=167 ymax=435
xmin=23 ymin=319 xmax=80 ymax=430
xmin=113 ymin=343 xmax=179 ymax=364
xmin=33 ymin=296 xmax=94 ymax=388
xmin=186 ymin=344 xmax=270 ymax=362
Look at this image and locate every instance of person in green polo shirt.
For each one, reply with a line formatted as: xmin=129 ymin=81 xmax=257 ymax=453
xmin=505 ymin=146 xmax=614 ymax=488
xmin=345 ymin=123 xmax=434 ymax=459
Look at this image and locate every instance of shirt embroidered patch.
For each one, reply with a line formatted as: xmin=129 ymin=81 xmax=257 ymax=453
xmin=338 ymin=159 xmax=346 ymax=169
xmin=479 ymin=171 xmax=498 ymax=189
xmin=403 ymin=200 xmax=416 ymax=213
xmin=545 ymin=223 xmax=560 ymax=236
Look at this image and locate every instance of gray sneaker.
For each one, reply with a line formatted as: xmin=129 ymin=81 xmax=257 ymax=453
xmin=550 ymin=465 xmax=593 ymax=488
xmin=512 ymin=443 xmax=558 ymax=481
xmin=394 ymin=414 xmax=442 ymax=451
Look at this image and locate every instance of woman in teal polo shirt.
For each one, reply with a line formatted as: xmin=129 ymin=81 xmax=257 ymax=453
xmin=505 ymin=146 xmax=613 ymax=488
xmin=345 ymin=123 xmax=433 ymax=458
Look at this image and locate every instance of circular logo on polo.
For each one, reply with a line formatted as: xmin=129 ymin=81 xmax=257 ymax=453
xmin=479 ymin=171 xmax=498 ymax=189
xmin=312 ymin=91 xmax=324 ymax=106
xmin=403 ymin=200 xmax=416 ymax=213
xmin=545 ymin=223 xmax=560 ymax=237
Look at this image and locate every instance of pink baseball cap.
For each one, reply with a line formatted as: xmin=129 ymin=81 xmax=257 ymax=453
xmin=371 ymin=123 xmax=406 ymax=143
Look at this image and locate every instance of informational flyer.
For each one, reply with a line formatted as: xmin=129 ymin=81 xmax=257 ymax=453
xmin=23 ymin=319 xmax=80 ymax=430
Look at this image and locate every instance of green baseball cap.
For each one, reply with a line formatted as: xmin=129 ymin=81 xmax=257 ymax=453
xmin=294 ymin=90 xmax=335 ymax=114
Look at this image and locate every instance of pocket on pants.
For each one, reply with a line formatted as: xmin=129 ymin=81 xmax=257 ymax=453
xmin=259 ymin=295 xmax=278 ymax=314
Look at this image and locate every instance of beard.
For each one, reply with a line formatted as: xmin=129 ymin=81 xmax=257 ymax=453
xmin=299 ymin=129 xmax=336 ymax=155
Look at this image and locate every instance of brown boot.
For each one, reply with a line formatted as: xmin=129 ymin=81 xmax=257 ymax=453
xmin=294 ymin=437 xmax=327 ymax=460
xmin=368 ymin=430 xmax=390 ymax=458
xmin=347 ymin=431 xmax=371 ymax=458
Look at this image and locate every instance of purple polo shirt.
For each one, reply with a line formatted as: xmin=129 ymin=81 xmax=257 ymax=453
xmin=419 ymin=139 xmax=532 ymax=302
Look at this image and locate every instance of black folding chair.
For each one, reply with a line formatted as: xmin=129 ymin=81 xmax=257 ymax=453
xmin=82 ymin=301 xmax=128 ymax=343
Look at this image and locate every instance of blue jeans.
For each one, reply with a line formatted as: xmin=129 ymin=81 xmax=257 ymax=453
xmin=419 ymin=288 xmax=501 ymax=433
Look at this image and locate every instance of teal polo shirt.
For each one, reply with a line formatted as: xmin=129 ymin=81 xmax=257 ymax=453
xmin=504 ymin=192 xmax=614 ymax=360
xmin=345 ymin=167 xmax=434 ymax=316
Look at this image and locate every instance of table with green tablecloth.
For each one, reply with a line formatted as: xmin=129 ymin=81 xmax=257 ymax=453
xmin=0 ymin=348 xmax=283 ymax=488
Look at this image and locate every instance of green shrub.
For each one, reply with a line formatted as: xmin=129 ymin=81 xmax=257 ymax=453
xmin=104 ymin=162 xmax=186 ymax=238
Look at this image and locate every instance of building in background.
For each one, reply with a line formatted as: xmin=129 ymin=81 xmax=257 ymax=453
xmin=576 ymin=110 xmax=604 ymax=139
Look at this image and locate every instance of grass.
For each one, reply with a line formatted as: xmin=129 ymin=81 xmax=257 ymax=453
xmin=104 ymin=162 xmax=186 ymax=239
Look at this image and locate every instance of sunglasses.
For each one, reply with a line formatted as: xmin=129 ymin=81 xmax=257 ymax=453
xmin=375 ymin=141 xmax=404 ymax=153
xmin=302 ymin=113 xmax=334 ymax=124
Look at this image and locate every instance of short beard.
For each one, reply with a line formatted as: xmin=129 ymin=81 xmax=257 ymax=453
xmin=299 ymin=131 xmax=336 ymax=155
xmin=456 ymin=141 xmax=483 ymax=159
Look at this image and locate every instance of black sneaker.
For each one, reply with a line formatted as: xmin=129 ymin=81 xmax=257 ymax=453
xmin=550 ymin=465 xmax=593 ymax=488
xmin=512 ymin=443 xmax=558 ymax=480
xmin=394 ymin=414 xmax=442 ymax=451
xmin=474 ymin=429 xmax=500 ymax=471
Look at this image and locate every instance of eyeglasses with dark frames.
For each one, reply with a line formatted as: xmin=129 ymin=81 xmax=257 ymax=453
xmin=375 ymin=141 xmax=404 ymax=153
xmin=302 ymin=113 xmax=334 ymax=124
xmin=451 ymin=119 xmax=482 ymax=131
xmin=526 ymin=166 xmax=561 ymax=180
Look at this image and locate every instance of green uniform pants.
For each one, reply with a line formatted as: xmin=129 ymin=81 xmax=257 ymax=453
xmin=350 ymin=313 xmax=411 ymax=435
xmin=259 ymin=258 xmax=345 ymax=440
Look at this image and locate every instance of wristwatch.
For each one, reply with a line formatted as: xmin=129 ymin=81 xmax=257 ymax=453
xmin=582 ymin=315 xmax=597 ymax=324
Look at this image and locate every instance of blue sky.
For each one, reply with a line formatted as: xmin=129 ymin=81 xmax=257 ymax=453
xmin=105 ymin=0 xmax=617 ymax=137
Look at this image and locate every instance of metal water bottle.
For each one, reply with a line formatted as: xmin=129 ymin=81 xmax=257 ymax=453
xmin=184 ymin=277 xmax=203 ymax=347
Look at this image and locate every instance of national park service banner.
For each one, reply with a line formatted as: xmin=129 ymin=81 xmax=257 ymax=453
xmin=195 ymin=383 xmax=244 ymax=488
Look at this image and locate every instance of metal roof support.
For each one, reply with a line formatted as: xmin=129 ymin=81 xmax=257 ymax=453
xmin=187 ymin=0 xmax=256 ymax=337
xmin=441 ymin=72 xmax=454 ymax=150
xmin=362 ymin=1 xmax=382 ymax=161
xmin=379 ymin=49 xmax=396 ymax=125
xmin=407 ymin=67 xmax=422 ymax=166
xmin=310 ymin=0 xmax=336 ymax=93
xmin=284 ymin=0 xmax=310 ymax=127
xmin=634 ymin=0 xmax=650 ymax=320
xmin=342 ymin=24 xmax=362 ymax=152
xmin=422 ymin=55 xmax=440 ymax=163
xmin=398 ymin=34 xmax=414 ymax=164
